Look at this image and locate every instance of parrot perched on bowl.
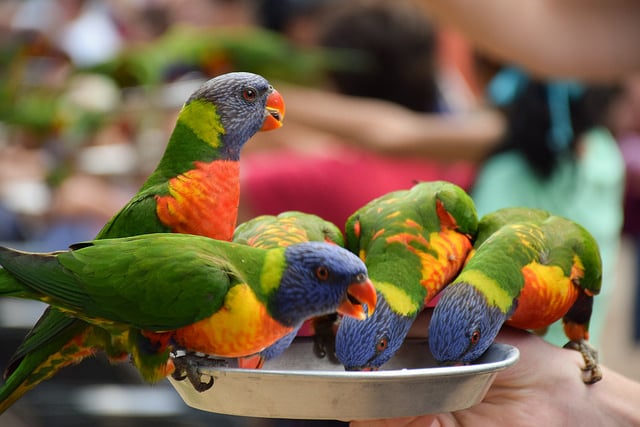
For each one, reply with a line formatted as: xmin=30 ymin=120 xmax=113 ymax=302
xmin=0 ymin=234 xmax=376 ymax=393
xmin=335 ymin=181 xmax=478 ymax=371
xmin=0 ymin=71 xmax=286 ymax=413
xmin=429 ymin=207 xmax=603 ymax=384
xmin=232 ymin=211 xmax=345 ymax=369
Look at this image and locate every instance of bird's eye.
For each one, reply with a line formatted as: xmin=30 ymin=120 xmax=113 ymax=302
xmin=375 ymin=336 xmax=389 ymax=354
xmin=242 ymin=87 xmax=257 ymax=102
xmin=470 ymin=329 xmax=481 ymax=345
xmin=316 ymin=266 xmax=330 ymax=281
xmin=355 ymin=272 xmax=367 ymax=283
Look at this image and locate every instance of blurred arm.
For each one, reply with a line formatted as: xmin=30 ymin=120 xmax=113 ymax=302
xmin=421 ymin=0 xmax=640 ymax=81
xmin=277 ymin=84 xmax=504 ymax=162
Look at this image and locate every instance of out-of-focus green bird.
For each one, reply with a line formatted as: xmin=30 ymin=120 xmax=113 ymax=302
xmin=429 ymin=208 xmax=603 ymax=384
xmin=88 ymin=26 xmax=340 ymax=87
xmin=232 ymin=211 xmax=345 ymax=369
xmin=0 ymin=71 xmax=286 ymax=414
xmin=0 ymin=234 xmax=376 ymax=392
xmin=335 ymin=181 xmax=478 ymax=370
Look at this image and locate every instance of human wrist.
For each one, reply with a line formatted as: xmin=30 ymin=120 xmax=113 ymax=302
xmin=588 ymin=366 xmax=640 ymax=427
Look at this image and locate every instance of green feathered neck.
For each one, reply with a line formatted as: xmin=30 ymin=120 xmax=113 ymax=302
xmin=142 ymin=99 xmax=225 ymax=189
xmin=456 ymin=223 xmax=542 ymax=313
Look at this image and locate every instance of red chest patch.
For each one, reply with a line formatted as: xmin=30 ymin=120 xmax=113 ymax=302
xmin=155 ymin=160 xmax=240 ymax=240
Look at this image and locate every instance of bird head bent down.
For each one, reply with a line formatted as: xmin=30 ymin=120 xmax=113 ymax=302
xmin=270 ymin=242 xmax=376 ymax=327
xmin=428 ymin=282 xmax=507 ymax=365
xmin=336 ymin=293 xmax=415 ymax=371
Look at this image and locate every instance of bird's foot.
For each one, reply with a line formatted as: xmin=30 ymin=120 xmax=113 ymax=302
xmin=563 ymin=339 xmax=603 ymax=384
xmin=313 ymin=334 xmax=337 ymax=362
xmin=171 ymin=352 xmax=229 ymax=392
xmin=313 ymin=314 xmax=339 ymax=364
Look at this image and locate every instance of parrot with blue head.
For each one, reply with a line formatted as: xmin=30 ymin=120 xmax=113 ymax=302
xmin=0 ymin=71 xmax=286 ymax=413
xmin=231 ymin=211 xmax=345 ymax=368
xmin=0 ymin=234 xmax=376 ymax=393
xmin=429 ymin=208 xmax=603 ymax=384
xmin=335 ymin=181 xmax=478 ymax=370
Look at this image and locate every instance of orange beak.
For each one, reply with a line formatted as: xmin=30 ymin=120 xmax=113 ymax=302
xmin=337 ymin=277 xmax=377 ymax=320
xmin=261 ymin=89 xmax=285 ymax=131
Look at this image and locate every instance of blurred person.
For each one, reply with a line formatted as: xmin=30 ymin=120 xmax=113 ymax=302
xmin=471 ymin=67 xmax=624 ymax=350
xmin=419 ymin=0 xmax=640 ymax=82
xmin=607 ymin=76 xmax=640 ymax=342
xmin=256 ymin=0 xmax=337 ymax=47
xmin=241 ymin=0 xmax=500 ymax=227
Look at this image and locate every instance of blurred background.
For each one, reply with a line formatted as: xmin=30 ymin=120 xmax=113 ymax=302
xmin=0 ymin=0 xmax=639 ymax=426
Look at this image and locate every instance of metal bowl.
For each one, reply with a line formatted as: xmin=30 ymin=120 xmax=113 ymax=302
xmin=169 ymin=338 xmax=519 ymax=420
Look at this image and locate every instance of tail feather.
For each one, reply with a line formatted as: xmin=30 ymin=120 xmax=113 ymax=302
xmin=0 ymin=375 xmax=33 ymax=415
xmin=4 ymin=309 xmax=80 ymax=379
xmin=0 ymin=311 xmax=89 ymax=414
xmin=0 ymin=268 xmax=31 ymax=298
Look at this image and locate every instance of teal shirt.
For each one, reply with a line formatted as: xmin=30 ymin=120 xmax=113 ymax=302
xmin=472 ymin=127 xmax=625 ymax=350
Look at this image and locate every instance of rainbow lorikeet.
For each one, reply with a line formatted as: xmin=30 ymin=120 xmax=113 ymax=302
xmin=0 ymin=234 xmax=376 ymax=393
xmin=231 ymin=211 xmax=345 ymax=369
xmin=0 ymin=71 xmax=286 ymax=413
xmin=429 ymin=207 xmax=603 ymax=384
xmin=233 ymin=211 xmax=344 ymax=249
xmin=335 ymin=181 xmax=478 ymax=370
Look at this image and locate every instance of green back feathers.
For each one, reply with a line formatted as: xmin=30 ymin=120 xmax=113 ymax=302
xmin=345 ymin=181 xmax=477 ymax=251
xmin=345 ymin=191 xmax=427 ymax=313
xmin=0 ymin=234 xmax=287 ymax=331
xmin=234 ymin=211 xmax=344 ymax=249
xmin=459 ymin=211 xmax=603 ymax=313
xmin=475 ymin=207 xmax=550 ymax=246
xmin=345 ymin=181 xmax=478 ymax=315
xmin=475 ymin=207 xmax=602 ymax=295
xmin=429 ymin=181 xmax=478 ymax=236
xmin=96 ymin=193 xmax=169 ymax=238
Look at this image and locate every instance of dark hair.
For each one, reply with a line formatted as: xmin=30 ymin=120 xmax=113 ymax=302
xmin=492 ymin=78 xmax=618 ymax=179
xmin=256 ymin=0 xmax=331 ymax=33
xmin=319 ymin=1 xmax=440 ymax=113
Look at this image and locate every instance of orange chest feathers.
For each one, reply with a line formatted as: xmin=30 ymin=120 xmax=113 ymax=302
xmin=506 ymin=262 xmax=579 ymax=330
xmin=172 ymin=285 xmax=294 ymax=357
xmin=155 ymin=160 xmax=240 ymax=240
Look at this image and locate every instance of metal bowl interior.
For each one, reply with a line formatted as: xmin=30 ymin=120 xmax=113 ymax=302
xmin=169 ymin=338 xmax=519 ymax=420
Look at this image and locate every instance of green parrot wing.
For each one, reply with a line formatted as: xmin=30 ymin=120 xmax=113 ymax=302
xmin=475 ymin=207 xmax=551 ymax=247
xmin=345 ymin=180 xmax=478 ymax=310
xmin=539 ymin=215 xmax=602 ymax=296
xmin=96 ymin=184 xmax=169 ymax=239
xmin=472 ymin=209 xmax=602 ymax=297
xmin=458 ymin=222 xmax=539 ymax=295
xmin=0 ymin=234 xmax=273 ymax=331
xmin=334 ymin=181 xmax=477 ymax=370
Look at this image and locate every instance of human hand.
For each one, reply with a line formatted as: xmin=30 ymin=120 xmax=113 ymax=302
xmin=350 ymin=312 xmax=638 ymax=427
